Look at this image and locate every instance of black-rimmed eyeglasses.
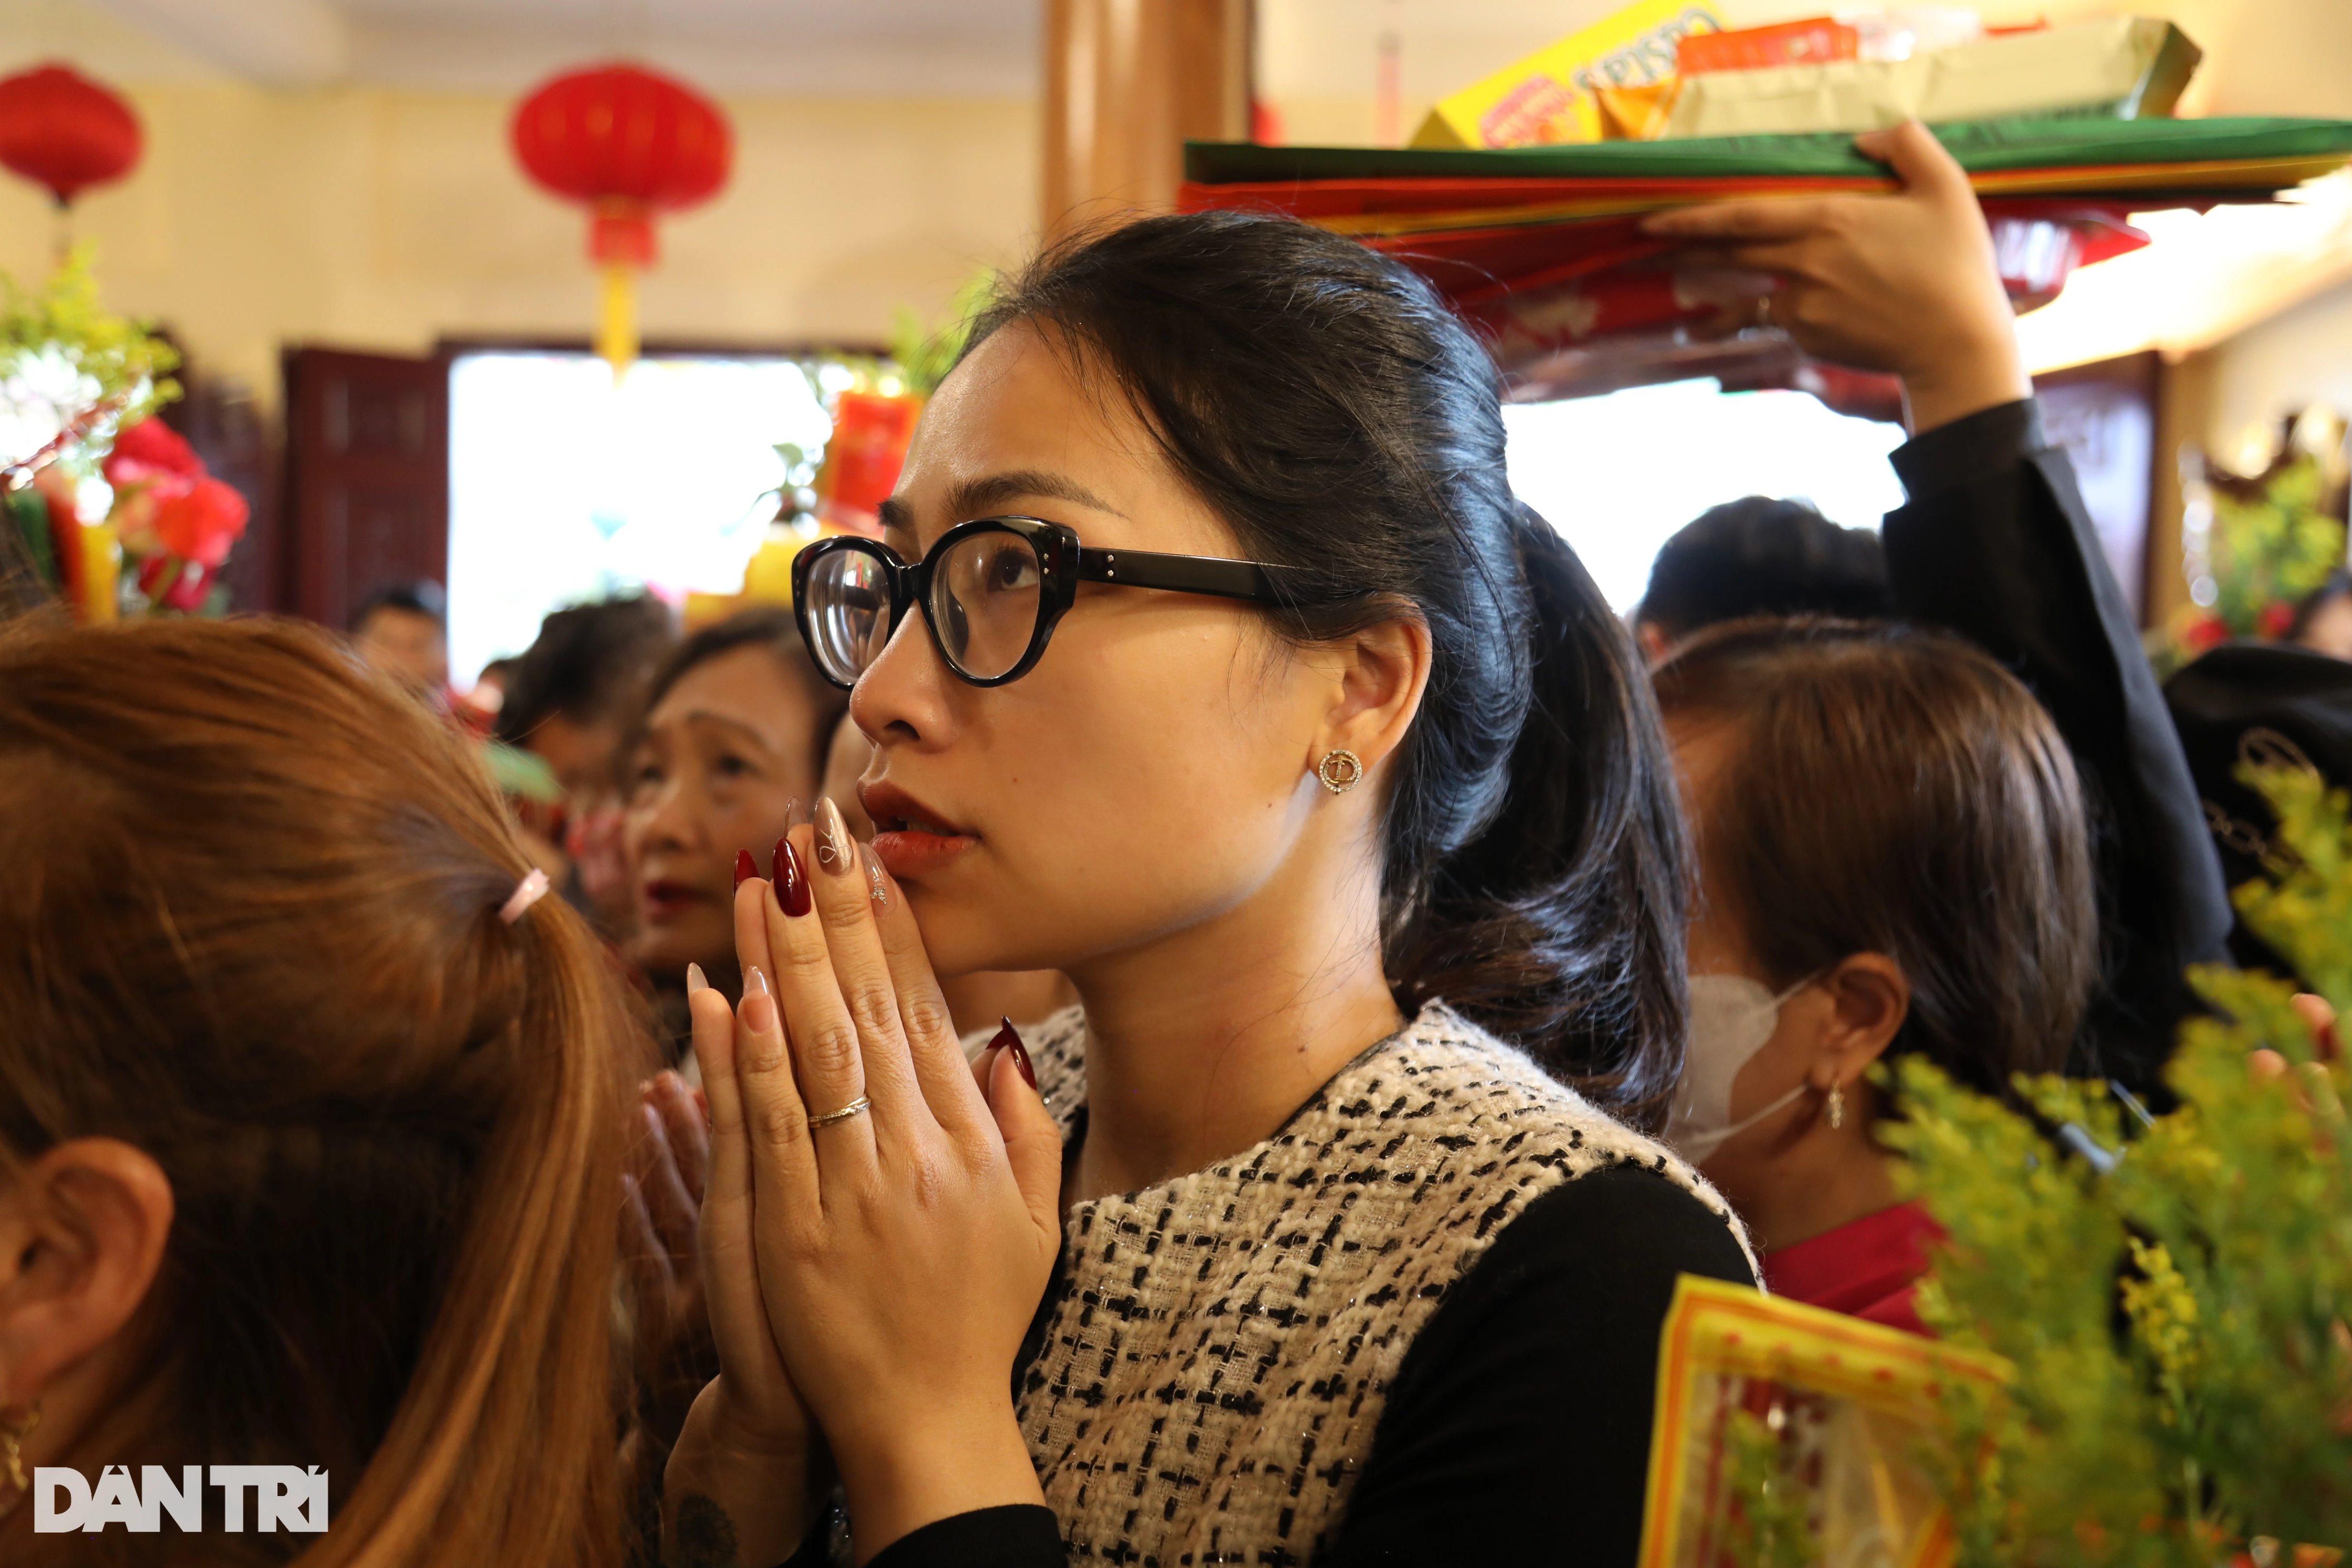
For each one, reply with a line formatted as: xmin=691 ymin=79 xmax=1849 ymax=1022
xmin=790 ymin=515 xmax=1292 ymax=689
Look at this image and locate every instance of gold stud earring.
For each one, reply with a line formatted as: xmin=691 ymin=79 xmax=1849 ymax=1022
xmin=1316 ymin=749 xmax=1363 ymax=795
xmin=1827 ymin=1084 xmax=1846 ymax=1130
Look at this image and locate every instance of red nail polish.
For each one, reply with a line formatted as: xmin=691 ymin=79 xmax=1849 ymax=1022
xmin=734 ymin=849 xmax=757 ymax=889
xmin=994 ymin=1017 xmax=1037 ymax=1090
xmin=774 ymin=837 xmax=812 ymax=917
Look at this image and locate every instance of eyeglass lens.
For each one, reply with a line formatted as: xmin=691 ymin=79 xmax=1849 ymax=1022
xmin=928 ymin=529 xmax=1043 ymax=681
xmin=803 ymin=547 xmax=893 ymax=685
xmin=805 ymin=528 xmax=1047 ymax=684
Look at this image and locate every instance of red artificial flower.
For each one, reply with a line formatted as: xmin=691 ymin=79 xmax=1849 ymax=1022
xmin=2183 ymin=614 xmax=2230 ymax=654
xmin=104 ymin=418 xmax=203 ymax=489
xmin=135 ymin=552 xmax=212 ymax=612
xmin=151 ymin=476 xmax=248 ymax=567
xmin=2258 ymin=600 xmax=2298 ymax=640
xmin=161 ymin=560 xmax=211 ymax=612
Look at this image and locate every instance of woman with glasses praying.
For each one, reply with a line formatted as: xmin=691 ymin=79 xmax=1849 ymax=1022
xmin=660 ymin=211 xmax=1756 ymax=1568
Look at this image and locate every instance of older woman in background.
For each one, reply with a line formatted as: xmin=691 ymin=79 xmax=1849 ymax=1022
xmin=1655 ymin=617 xmax=2096 ymax=1333
xmin=622 ymin=608 xmax=848 ymax=1012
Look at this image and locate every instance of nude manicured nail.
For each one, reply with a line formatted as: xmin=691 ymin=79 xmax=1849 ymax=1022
xmin=815 ymin=797 xmax=855 ymax=876
xmin=774 ymin=837 xmax=811 ymax=916
xmin=685 ymin=962 xmax=709 ymax=996
xmin=866 ymin=848 xmax=888 ymax=907
xmin=786 ymin=797 xmax=810 ymax=830
xmin=741 ymin=965 xmax=777 ymax=1034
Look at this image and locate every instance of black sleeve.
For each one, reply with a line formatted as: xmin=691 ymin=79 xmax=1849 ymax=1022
xmin=1321 ymin=1163 xmax=1758 ymax=1566
xmin=776 ymin=1504 xmax=1064 ymax=1568
xmin=1883 ymin=398 xmax=2233 ymax=1093
xmin=862 ymin=1506 xmax=1065 ymax=1567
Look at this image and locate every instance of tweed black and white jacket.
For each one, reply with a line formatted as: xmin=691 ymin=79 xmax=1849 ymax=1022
xmin=1006 ymin=1000 xmax=1753 ymax=1566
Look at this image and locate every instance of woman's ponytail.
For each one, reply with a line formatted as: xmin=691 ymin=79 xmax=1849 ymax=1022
xmin=967 ymin=210 xmax=1691 ymax=1128
xmin=0 ymin=616 xmax=638 ymax=1567
xmin=1388 ymin=507 xmax=1689 ymax=1128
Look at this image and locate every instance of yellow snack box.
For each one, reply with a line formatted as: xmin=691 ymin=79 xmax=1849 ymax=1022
xmin=1410 ymin=0 xmax=1729 ymax=151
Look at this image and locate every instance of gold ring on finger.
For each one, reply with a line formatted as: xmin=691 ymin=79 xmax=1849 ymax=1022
xmin=808 ymin=1095 xmax=872 ymax=1130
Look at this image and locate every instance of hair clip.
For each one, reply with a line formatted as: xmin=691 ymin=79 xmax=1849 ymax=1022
xmin=499 ymin=867 xmax=552 ymax=925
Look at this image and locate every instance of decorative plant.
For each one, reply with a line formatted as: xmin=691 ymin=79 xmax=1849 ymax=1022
xmin=712 ymin=273 xmax=997 ymax=625
xmin=1884 ymin=763 xmax=2352 ymax=1566
xmin=887 ymin=266 xmax=995 ymax=398
xmin=2161 ymin=410 xmax=2350 ymax=670
xmin=0 ymin=243 xmax=178 ymax=474
xmin=1 ymin=246 xmax=249 ymax=619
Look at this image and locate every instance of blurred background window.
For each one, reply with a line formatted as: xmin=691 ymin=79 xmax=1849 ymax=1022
xmin=444 ymin=351 xmax=834 ymax=685
xmin=1502 ymin=381 xmax=1908 ymax=613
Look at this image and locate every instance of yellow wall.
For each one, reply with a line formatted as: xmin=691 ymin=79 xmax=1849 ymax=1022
xmin=2202 ymin=278 xmax=2352 ymax=462
xmin=0 ymin=81 xmax=1041 ymax=405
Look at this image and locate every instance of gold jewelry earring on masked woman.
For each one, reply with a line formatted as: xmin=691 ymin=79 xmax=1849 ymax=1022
xmin=1827 ymin=1083 xmax=1846 ymax=1130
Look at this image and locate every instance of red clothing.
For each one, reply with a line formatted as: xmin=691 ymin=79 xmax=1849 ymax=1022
xmin=1761 ymin=1200 xmax=1945 ymax=1337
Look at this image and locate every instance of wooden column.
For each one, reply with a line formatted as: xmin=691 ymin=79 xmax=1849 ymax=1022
xmin=1043 ymin=0 xmax=1251 ymax=238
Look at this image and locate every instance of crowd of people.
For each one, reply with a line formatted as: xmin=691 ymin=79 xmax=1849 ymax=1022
xmin=1 ymin=121 xmax=2344 ymax=1566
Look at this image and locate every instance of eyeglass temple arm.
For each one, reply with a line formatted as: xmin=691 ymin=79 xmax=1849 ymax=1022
xmin=1071 ymin=546 xmax=1283 ymax=604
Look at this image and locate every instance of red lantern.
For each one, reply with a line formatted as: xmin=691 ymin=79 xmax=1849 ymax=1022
xmin=0 ymin=63 xmax=141 ymax=206
xmin=511 ymin=63 xmax=732 ymax=375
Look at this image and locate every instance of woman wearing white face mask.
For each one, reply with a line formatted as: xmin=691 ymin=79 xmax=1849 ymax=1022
xmin=1654 ymin=616 xmax=2097 ymax=1335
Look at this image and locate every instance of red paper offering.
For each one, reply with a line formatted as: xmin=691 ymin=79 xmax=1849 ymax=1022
xmin=1180 ymin=117 xmax=2352 ymax=389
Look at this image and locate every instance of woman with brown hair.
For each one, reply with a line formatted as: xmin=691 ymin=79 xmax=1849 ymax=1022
xmin=1653 ymin=616 xmax=2099 ymax=1333
xmin=0 ymin=616 xmax=640 ymax=1565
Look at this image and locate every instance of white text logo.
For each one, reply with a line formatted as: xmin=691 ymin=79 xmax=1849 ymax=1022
xmin=33 ymin=1465 xmax=329 ymax=1533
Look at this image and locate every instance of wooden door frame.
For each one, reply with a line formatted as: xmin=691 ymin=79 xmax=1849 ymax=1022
xmin=279 ymin=344 xmax=455 ymax=630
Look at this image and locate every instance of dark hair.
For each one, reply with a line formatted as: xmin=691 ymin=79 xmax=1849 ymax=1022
xmin=2289 ymin=567 xmax=2352 ymax=646
xmin=496 ymin=594 xmax=677 ymax=748
xmin=963 ymin=211 xmax=1689 ymax=1126
xmin=1636 ymin=497 xmax=1888 ymax=640
xmin=637 ymin=605 xmax=848 ymax=770
xmin=351 ymin=578 xmax=448 ymax=631
xmin=1653 ymin=616 xmax=2097 ymax=1099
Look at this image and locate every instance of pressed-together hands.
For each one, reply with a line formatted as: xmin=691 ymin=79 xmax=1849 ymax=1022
xmin=623 ymin=1069 xmax=717 ymax=1458
xmin=1642 ymin=119 xmax=2033 ymax=435
xmin=663 ymin=804 xmax=1063 ymax=1566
